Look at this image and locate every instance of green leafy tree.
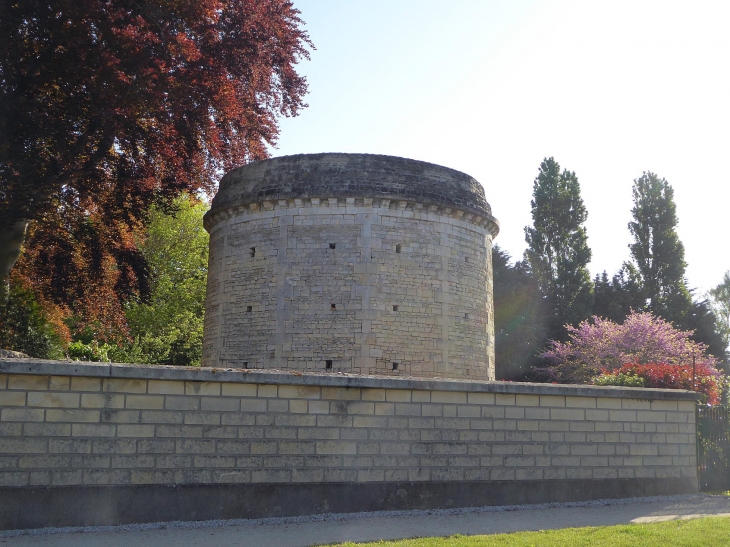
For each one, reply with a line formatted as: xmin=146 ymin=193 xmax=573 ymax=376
xmin=708 ymin=271 xmax=730 ymax=358
xmin=628 ymin=172 xmax=692 ymax=323
xmin=524 ymin=157 xmax=593 ymax=339
xmin=113 ymin=195 xmax=209 ymax=366
xmin=492 ymin=246 xmax=550 ymax=379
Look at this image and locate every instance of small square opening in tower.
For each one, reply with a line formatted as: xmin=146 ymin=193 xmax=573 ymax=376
xmin=329 ymin=243 xmax=336 ymax=249
xmin=243 ymin=362 xmax=249 ymax=369
xmin=331 ymin=303 xmax=336 ymax=310
xmin=269 ymin=351 xmax=275 ymax=359
xmin=464 ymin=313 xmax=469 ymax=319
xmin=465 ymin=256 xmax=470 ymax=263
xmin=392 ymin=305 xmax=398 ymax=311
xmin=325 ymin=360 xmax=333 ymax=369
xmin=246 ymin=306 xmax=252 ymax=313
xmin=392 ymin=362 xmax=399 ymax=371
xmin=249 ymin=247 xmax=256 ymax=257
xmin=396 ymin=244 xmax=401 ymax=254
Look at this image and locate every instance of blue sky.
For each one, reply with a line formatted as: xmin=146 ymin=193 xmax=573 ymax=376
xmin=271 ymin=0 xmax=730 ymax=295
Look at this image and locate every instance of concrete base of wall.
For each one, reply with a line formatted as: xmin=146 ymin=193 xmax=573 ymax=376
xmin=0 ymin=478 xmax=697 ymax=531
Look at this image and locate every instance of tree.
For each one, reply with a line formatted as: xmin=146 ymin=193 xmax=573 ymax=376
xmin=709 ymin=271 xmax=730 ymax=358
xmin=118 ymin=195 xmax=209 ymax=366
xmin=683 ymin=296 xmax=728 ymax=370
xmin=621 ymin=174 xmax=724 ymax=364
xmin=0 ymin=279 xmax=64 ymax=358
xmin=0 ymin=0 xmax=312 ymax=337
xmin=524 ymin=157 xmax=593 ymax=338
xmin=492 ymin=246 xmax=550 ymax=379
xmin=12 ymin=209 xmax=149 ymax=341
xmin=592 ymin=265 xmax=645 ymax=323
xmin=540 ymin=311 xmax=719 ymax=383
xmin=628 ymin=172 xmax=692 ymax=324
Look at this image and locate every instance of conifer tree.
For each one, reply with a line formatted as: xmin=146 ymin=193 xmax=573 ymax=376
xmin=492 ymin=246 xmax=549 ymax=379
xmin=592 ymin=264 xmax=645 ymax=323
xmin=708 ymin=271 xmax=730 ymax=360
xmin=524 ymin=158 xmax=593 ymax=339
xmin=628 ymin=172 xmax=692 ymax=324
xmin=684 ymin=297 xmax=728 ymax=368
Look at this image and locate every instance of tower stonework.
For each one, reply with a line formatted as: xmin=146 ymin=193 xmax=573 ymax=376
xmin=203 ymin=153 xmax=499 ymax=380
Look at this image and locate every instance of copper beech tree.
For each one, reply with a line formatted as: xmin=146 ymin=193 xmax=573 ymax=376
xmin=0 ymin=0 xmax=311 ymax=338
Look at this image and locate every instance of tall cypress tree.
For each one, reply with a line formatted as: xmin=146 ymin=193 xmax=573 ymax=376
xmin=628 ymin=172 xmax=692 ymax=324
xmin=524 ymin=157 xmax=593 ymax=339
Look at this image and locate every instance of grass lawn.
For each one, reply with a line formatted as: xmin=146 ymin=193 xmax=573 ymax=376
xmin=325 ymin=516 xmax=730 ymax=546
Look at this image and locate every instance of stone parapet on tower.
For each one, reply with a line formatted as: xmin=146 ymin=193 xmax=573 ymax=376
xmin=203 ymin=153 xmax=499 ymax=380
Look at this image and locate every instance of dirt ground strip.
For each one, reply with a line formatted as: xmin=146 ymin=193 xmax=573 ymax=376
xmin=2 ymin=494 xmax=730 ymax=547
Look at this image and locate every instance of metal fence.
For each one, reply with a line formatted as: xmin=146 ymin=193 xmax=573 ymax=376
xmin=697 ymin=405 xmax=730 ymax=491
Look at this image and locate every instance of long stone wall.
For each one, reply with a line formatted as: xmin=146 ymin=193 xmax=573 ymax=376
xmin=0 ymin=359 xmax=700 ymax=530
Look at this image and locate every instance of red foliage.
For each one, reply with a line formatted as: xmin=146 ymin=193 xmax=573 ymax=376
xmin=601 ymin=363 xmax=723 ymax=404
xmin=12 ymin=212 xmax=143 ymax=341
xmin=1 ymin=0 xmax=312 ymax=337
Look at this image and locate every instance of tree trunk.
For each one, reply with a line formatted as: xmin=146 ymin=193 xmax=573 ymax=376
xmin=0 ymin=220 xmax=29 ymax=281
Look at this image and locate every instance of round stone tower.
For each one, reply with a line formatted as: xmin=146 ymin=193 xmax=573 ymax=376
xmin=202 ymin=153 xmax=499 ymax=380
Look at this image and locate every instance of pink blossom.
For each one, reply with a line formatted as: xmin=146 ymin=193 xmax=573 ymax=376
xmin=541 ymin=311 xmax=718 ymax=371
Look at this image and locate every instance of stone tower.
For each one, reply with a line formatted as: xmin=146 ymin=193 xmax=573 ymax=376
xmin=202 ymin=153 xmax=499 ymax=380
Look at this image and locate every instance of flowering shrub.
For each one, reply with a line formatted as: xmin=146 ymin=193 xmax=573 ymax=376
xmin=594 ymin=362 xmax=724 ymax=404
xmin=539 ymin=311 xmax=719 ymax=383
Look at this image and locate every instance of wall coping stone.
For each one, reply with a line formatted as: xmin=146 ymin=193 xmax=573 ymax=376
xmin=0 ymin=358 xmax=701 ymax=401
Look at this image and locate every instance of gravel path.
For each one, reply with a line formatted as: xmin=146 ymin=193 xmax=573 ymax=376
xmin=2 ymin=494 xmax=729 ymax=546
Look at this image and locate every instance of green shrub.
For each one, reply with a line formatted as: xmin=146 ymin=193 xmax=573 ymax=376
xmin=0 ymin=281 xmax=64 ymax=359
xmin=66 ymin=340 xmax=113 ymax=362
xmin=593 ymin=371 xmax=647 ymax=388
